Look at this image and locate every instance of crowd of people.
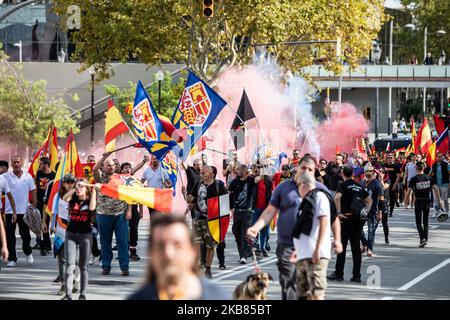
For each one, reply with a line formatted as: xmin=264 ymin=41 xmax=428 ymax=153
xmin=0 ymin=145 xmax=448 ymax=300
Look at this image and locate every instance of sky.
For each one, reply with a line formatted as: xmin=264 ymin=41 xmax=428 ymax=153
xmin=384 ymin=0 xmax=404 ymax=10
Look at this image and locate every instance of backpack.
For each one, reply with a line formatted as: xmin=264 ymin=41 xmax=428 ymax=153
xmin=350 ymin=184 xmax=368 ymax=222
xmin=291 ymin=188 xmax=337 ymax=239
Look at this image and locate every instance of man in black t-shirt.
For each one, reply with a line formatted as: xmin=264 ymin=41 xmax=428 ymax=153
xmin=384 ymin=154 xmax=401 ymax=217
xmin=228 ymin=164 xmax=259 ymax=264
xmin=181 ymin=159 xmax=202 ymax=196
xmin=405 ymin=162 xmax=443 ymax=247
xmin=328 ymin=166 xmax=372 ymax=283
xmin=35 ymin=157 xmax=56 ymax=255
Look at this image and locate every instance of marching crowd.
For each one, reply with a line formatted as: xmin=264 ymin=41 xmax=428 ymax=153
xmin=0 ymin=146 xmax=448 ymax=300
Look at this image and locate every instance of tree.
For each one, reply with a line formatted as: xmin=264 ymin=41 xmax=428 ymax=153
xmin=400 ymin=0 xmax=450 ymax=63
xmin=0 ymin=45 xmax=79 ymax=152
xmin=103 ymin=70 xmax=187 ymax=127
xmin=54 ymin=0 xmax=386 ymax=82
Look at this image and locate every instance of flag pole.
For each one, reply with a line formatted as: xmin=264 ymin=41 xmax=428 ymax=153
xmin=176 ymin=160 xmax=187 ymax=201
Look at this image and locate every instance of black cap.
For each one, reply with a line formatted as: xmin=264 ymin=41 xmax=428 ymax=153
xmin=281 ymin=164 xmax=290 ymax=170
xmin=0 ymin=160 xmax=8 ymax=169
xmin=62 ymin=173 xmax=76 ymax=183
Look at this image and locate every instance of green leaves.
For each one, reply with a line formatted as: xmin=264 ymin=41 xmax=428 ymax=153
xmin=0 ymin=50 xmax=79 ymax=149
xmin=53 ymin=0 xmax=385 ymax=80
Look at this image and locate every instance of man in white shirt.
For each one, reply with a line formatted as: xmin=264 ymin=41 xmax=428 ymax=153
xmin=292 ymin=173 xmax=331 ymax=300
xmin=3 ymin=156 xmax=37 ymax=267
xmin=141 ymin=155 xmax=172 ymax=220
xmin=1 ymin=160 xmax=17 ymax=266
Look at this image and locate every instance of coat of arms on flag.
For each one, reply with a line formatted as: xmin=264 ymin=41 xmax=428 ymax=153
xmin=207 ymin=194 xmax=230 ymax=244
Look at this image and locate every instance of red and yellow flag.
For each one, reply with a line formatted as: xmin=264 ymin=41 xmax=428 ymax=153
xmin=270 ymin=213 xmax=278 ymax=231
xmin=46 ymin=130 xmax=83 ymax=218
xmin=100 ymin=174 xmax=173 ymax=213
xmin=426 ymin=141 xmax=437 ymax=168
xmin=28 ymin=125 xmax=58 ymax=177
xmin=207 ymin=194 xmax=230 ymax=243
xmin=105 ymin=99 xmax=129 ymax=152
xmin=417 ymin=117 xmax=432 ymax=155
xmin=411 ymin=117 xmax=417 ymax=154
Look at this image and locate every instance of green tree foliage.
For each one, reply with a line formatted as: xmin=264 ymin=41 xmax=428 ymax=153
xmin=0 ymin=46 xmax=79 ymax=150
xmin=54 ymin=0 xmax=386 ymax=82
xmin=103 ymin=70 xmax=187 ymax=128
xmin=399 ymin=0 xmax=450 ymax=63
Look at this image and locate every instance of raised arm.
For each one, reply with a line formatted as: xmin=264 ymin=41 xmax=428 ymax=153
xmin=131 ymin=155 xmax=149 ymax=176
xmin=93 ymin=151 xmax=112 ymax=181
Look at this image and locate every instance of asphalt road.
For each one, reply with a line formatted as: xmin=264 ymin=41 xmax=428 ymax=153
xmin=0 ymin=205 xmax=449 ymax=300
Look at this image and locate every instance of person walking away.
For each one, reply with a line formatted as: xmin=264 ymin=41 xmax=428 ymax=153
xmin=405 ymin=162 xmax=443 ymax=247
xmin=377 ymin=168 xmax=391 ymax=245
xmin=61 ymin=178 xmax=96 ymax=300
xmin=328 ymin=166 xmax=372 ymax=282
xmin=3 ymin=156 xmax=36 ymax=267
xmin=403 ymin=154 xmax=418 ymax=208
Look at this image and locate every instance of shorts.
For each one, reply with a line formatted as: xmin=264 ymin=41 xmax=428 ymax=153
xmin=295 ymin=258 xmax=329 ymax=298
xmin=192 ymin=219 xmax=217 ymax=249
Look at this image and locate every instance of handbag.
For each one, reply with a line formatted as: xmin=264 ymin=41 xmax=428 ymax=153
xmin=23 ymin=205 xmax=42 ymax=236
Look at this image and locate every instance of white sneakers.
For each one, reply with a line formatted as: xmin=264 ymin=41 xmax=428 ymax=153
xmin=7 ymin=261 xmax=17 ymax=268
xmin=26 ymin=254 xmax=34 ymax=265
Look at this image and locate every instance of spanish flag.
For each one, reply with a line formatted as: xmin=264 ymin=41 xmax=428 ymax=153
xmin=28 ymin=125 xmax=58 ymax=177
xmin=270 ymin=213 xmax=278 ymax=231
xmin=426 ymin=141 xmax=437 ymax=168
xmin=207 ymin=194 xmax=230 ymax=243
xmin=411 ymin=117 xmax=417 ymax=153
xmin=105 ymin=98 xmax=129 ymax=152
xmin=417 ymin=117 xmax=432 ymax=155
xmin=46 ymin=130 xmax=83 ymax=219
xmin=100 ymin=174 xmax=173 ymax=213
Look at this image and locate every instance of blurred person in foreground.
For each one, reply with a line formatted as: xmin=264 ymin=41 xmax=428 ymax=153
xmin=129 ymin=214 xmax=229 ymax=300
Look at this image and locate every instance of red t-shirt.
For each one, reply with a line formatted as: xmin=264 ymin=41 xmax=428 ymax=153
xmin=256 ymin=180 xmax=267 ymax=209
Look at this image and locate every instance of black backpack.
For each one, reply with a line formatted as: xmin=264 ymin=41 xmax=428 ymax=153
xmin=291 ymin=188 xmax=337 ymax=238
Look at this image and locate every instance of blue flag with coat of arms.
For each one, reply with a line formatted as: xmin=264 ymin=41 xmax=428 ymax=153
xmin=171 ymin=70 xmax=228 ymax=160
xmin=132 ymin=81 xmax=177 ymax=161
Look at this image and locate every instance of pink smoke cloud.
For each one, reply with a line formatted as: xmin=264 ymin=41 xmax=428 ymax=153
xmin=316 ymin=103 xmax=370 ymax=160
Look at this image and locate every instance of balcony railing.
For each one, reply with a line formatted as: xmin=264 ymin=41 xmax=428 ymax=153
xmin=302 ymin=65 xmax=450 ymax=81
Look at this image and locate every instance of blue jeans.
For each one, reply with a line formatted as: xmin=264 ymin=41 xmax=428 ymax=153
xmin=252 ymin=208 xmax=269 ymax=252
xmin=361 ymin=213 xmax=379 ymax=251
xmin=97 ymin=214 xmax=129 ymax=271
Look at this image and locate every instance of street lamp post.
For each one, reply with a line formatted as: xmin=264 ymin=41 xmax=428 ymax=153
xmin=405 ymin=24 xmax=446 ymax=116
xmin=13 ymin=40 xmax=22 ymax=62
xmin=155 ymin=70 xmax=164 ymax=114
xmin=88 ymin=66 xmax=95 ymax=146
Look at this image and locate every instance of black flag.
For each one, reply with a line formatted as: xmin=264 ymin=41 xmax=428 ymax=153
xmin=230 ymin=90 xmax=256 ymax=150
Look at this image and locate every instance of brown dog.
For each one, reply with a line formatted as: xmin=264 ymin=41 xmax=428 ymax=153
xmin=233 ymin=271 xmax=273 ymax=300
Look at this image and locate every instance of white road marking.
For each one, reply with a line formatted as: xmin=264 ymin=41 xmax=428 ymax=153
xmin=212 ymin=257 xmax=278 ymax=282
xmin=397 ymin=258 xmax=450 ymax=291
xmin=381 ymin=296 xmax=394 ymax=300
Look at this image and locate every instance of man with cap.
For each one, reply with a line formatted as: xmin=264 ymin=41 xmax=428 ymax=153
xmin=273 ymin=164 xmax=291 ymax=189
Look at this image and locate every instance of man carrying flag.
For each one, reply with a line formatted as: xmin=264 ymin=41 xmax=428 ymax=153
xmin=189 ymin=166 xmax=229 ymax=279
xmin=92 ymin=151 xmax=131 ymax=277
xmin=172 ymin=70 xmax=228 ymax=160
xmin=230 ymin=90 xmax=256 ymax=150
